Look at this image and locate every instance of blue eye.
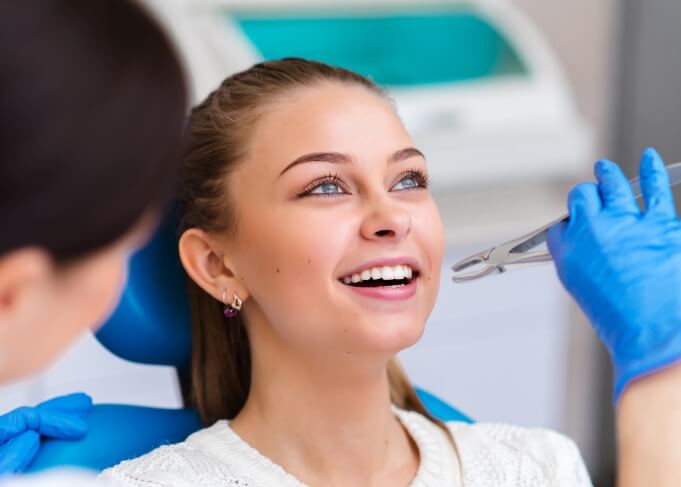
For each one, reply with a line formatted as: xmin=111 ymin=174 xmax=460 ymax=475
xmin=392 ymin=171 xmax=429 ymax=191
xmin=298 ymin=174 xmax=349 ymax=198
xmin=393 ymin=177 xmax=419 ymax=190
xmin=309 ymin=182 xmax=344 ymax=195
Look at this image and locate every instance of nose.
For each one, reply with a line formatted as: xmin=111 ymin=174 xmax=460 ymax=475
xmin=359 ymin=196 xmax=412 ymax=242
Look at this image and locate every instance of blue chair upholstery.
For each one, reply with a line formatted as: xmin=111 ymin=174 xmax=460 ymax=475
xmin=27 ymin=210 xmax=471 ymax=473
xmin=95 ymin=208 xmax=192 ymax=369
xmin=28 ymin=405 xmax=202 ymax=473
xmin=415 ymin=387 xmax=471 ymax=424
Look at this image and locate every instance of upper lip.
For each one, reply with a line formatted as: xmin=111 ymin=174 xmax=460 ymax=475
xmin=338 ymin=256 xmax=422 ymax=280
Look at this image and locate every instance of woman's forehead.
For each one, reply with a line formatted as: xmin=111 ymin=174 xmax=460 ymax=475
xmin=247 ymin=84 xmax=412 ymax=172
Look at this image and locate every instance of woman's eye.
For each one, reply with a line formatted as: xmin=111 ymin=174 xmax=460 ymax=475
xmin=392 ymin=172 xmax=428 ymax=191
xmin=297 ymin=174 xmax=349 ymax=198
xmin=310 ymin=182 xmax=344 ymax=195
xmin=393 ymin=177 xmax=419 ymax=190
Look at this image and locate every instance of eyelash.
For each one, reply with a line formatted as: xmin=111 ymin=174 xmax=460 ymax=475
xmin=297 ymin=169 xmax=430 ymax=198
xmin=399 ymin=170 xmax=431 ymax=191
xmin=297 ymin=173 xmax=347 ymax=198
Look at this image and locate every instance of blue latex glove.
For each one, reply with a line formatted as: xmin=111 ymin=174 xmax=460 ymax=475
xmin=548 ymin=148 xmax=681 ymax=403
xmin=0 ymin=393 xmax=92 ymax=474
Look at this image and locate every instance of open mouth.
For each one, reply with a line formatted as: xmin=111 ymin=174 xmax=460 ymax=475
xmin=338 ymin=265 xmax=420 ymax=288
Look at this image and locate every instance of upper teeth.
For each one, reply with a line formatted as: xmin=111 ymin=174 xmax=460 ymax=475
xmin=342 ymin=265 xmax=414 ymax=284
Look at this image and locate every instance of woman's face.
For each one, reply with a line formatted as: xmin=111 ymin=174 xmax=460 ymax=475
xmin=228 ymin=83 xmax=445 ymax=360
xmin=0 ymin=219 xmax=151 ymax=381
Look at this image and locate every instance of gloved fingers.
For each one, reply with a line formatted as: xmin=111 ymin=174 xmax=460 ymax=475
xmin=546 ymin=221 xmax=568 ymax=262
xmin=34 ymin=393 xmax=92 ymax=439
xmin=0 ymin=407 xmax=39 ymax=443
xmin=0 ymin=430 xmax=39 ymax=474
xmin=640 ymin=147 xmax=677 ymax=219
xmin=567 ymin=182 xmax=602 ymax=223
xmin=37 ymin=392 xmax=92 ymax=415
xmin=0 ymin=401 xmax=90 ymax=443
xmin=35 ymin=409 xmax=89 ymax=440
xmin=595 ymin=159 xmax=640 ymax=214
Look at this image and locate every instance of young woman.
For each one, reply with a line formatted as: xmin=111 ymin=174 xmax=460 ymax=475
xmin=101 ymin=58 xmax=591 ymax=486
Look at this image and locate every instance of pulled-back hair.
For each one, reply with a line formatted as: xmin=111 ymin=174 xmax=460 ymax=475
xmin=180 ymin=58 xmax=440 ymax=428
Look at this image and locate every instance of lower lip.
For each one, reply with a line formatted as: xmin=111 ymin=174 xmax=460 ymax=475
xmin=342 ymin=278 xmax=418 ymax=301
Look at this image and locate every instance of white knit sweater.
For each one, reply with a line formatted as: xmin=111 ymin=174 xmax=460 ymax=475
xmin=100 ymin=408 xmax=592 ymax=486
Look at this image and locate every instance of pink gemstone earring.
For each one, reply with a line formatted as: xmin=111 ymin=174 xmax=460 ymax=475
xmin=222 ymin=290 xmax=242 ymax=318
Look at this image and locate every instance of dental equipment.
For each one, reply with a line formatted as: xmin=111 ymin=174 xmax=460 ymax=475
xmin=451 ymin=161 xmax=681 ymax=283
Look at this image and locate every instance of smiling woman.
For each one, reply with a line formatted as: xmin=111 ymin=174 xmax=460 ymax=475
xmin=100 ymin=59 xmax=592 ymax=487
xmin=176 ymin=59 xmax=444 ymax=432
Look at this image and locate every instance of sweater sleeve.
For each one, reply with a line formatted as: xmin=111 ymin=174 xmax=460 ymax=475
xmin=447 ymin=422 xmax=593 ymax=486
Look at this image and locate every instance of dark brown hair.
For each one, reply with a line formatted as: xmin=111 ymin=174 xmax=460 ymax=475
xmin=180 ymin=58 xmax=442 ymax=429
xmin=0 ymin=0 xmax=187 ymax=261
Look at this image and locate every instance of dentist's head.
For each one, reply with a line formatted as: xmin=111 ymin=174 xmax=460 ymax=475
xmin=0 ymin=0 xmax=187 ymax=381
xmin=178 ymin=58 xmax=445 ymax=425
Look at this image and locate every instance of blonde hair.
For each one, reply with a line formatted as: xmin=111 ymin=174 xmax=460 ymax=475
xmin=179 ymin=58 xmax=445 ymax=430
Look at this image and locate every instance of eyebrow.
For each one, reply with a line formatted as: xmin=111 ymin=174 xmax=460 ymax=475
xmin=278 ymin=147 xmax=426 ymax=177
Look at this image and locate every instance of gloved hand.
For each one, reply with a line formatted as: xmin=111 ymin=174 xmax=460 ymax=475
xmin=0 ymin=392 xmax=92 ymax=474
xmin=547 ymin=148 xmax=681 ymax=404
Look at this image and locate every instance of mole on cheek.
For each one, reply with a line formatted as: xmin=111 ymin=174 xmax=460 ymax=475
xmin=276 ymin=267 xmax=280 ymax=274
xmin=307 ymin=259 xmax=311 ymax=264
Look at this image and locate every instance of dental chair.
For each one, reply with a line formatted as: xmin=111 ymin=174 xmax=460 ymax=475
xmin=26 ymin=212 xmax=471 ymax=473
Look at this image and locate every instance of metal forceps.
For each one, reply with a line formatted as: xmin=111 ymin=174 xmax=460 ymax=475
xmin=451 ymin=161 xmax=681 ymax=283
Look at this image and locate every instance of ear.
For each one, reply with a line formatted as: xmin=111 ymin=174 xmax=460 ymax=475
xmin=0 ymin=248 xmax=53 ymax=316
xmin=178 ymin=228 xmax=248 ymax=305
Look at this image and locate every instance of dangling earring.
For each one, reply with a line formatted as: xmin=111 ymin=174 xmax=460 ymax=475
xmin=222 ymin=289 xmax=242 ymax=318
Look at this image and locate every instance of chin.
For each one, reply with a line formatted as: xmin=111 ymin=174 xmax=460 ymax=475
xmin=363 ymin=315 xmax=426 ymax=354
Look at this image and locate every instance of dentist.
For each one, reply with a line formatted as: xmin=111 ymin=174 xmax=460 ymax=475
xmin=548 ymin=147 xmax=681 ymax=487
xmin=0 ymin=0 xmax=187 ymax=481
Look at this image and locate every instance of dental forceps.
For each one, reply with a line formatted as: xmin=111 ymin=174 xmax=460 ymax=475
xmin=451 ymin=161 xmax=681 ymax=283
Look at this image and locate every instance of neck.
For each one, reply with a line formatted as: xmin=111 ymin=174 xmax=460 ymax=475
xmin=230 ymin=339 xmax=419 ymax=486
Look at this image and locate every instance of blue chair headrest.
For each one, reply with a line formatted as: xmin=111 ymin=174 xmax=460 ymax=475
xmin=95 ymin=209 xmax=192 ymax=370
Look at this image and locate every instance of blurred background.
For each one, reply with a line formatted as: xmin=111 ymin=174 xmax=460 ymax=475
xmin=2 ymin=1 xmax=680 ymax=485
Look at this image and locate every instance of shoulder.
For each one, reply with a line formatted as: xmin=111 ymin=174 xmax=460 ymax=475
xmin=99 ymin=421 xmax=240 ymax=487
xmin=447 ymin=422 xmax=593 ymax=486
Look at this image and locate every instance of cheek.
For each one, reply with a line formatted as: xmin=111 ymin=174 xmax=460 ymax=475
xmin=414 ymin=202 xmax=445 ymax=298
xmin=4 ymin=254 xmax=129 ymax=381
xmin=237 ymin=208 xmax=350 ymax=331
xmin=242 ymin=214 xmax=343 ymax=286
xmin=426 ymin=202 xmax=446 ymax=262
xmin=64 ymin=253 xmax=129 ymax=330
